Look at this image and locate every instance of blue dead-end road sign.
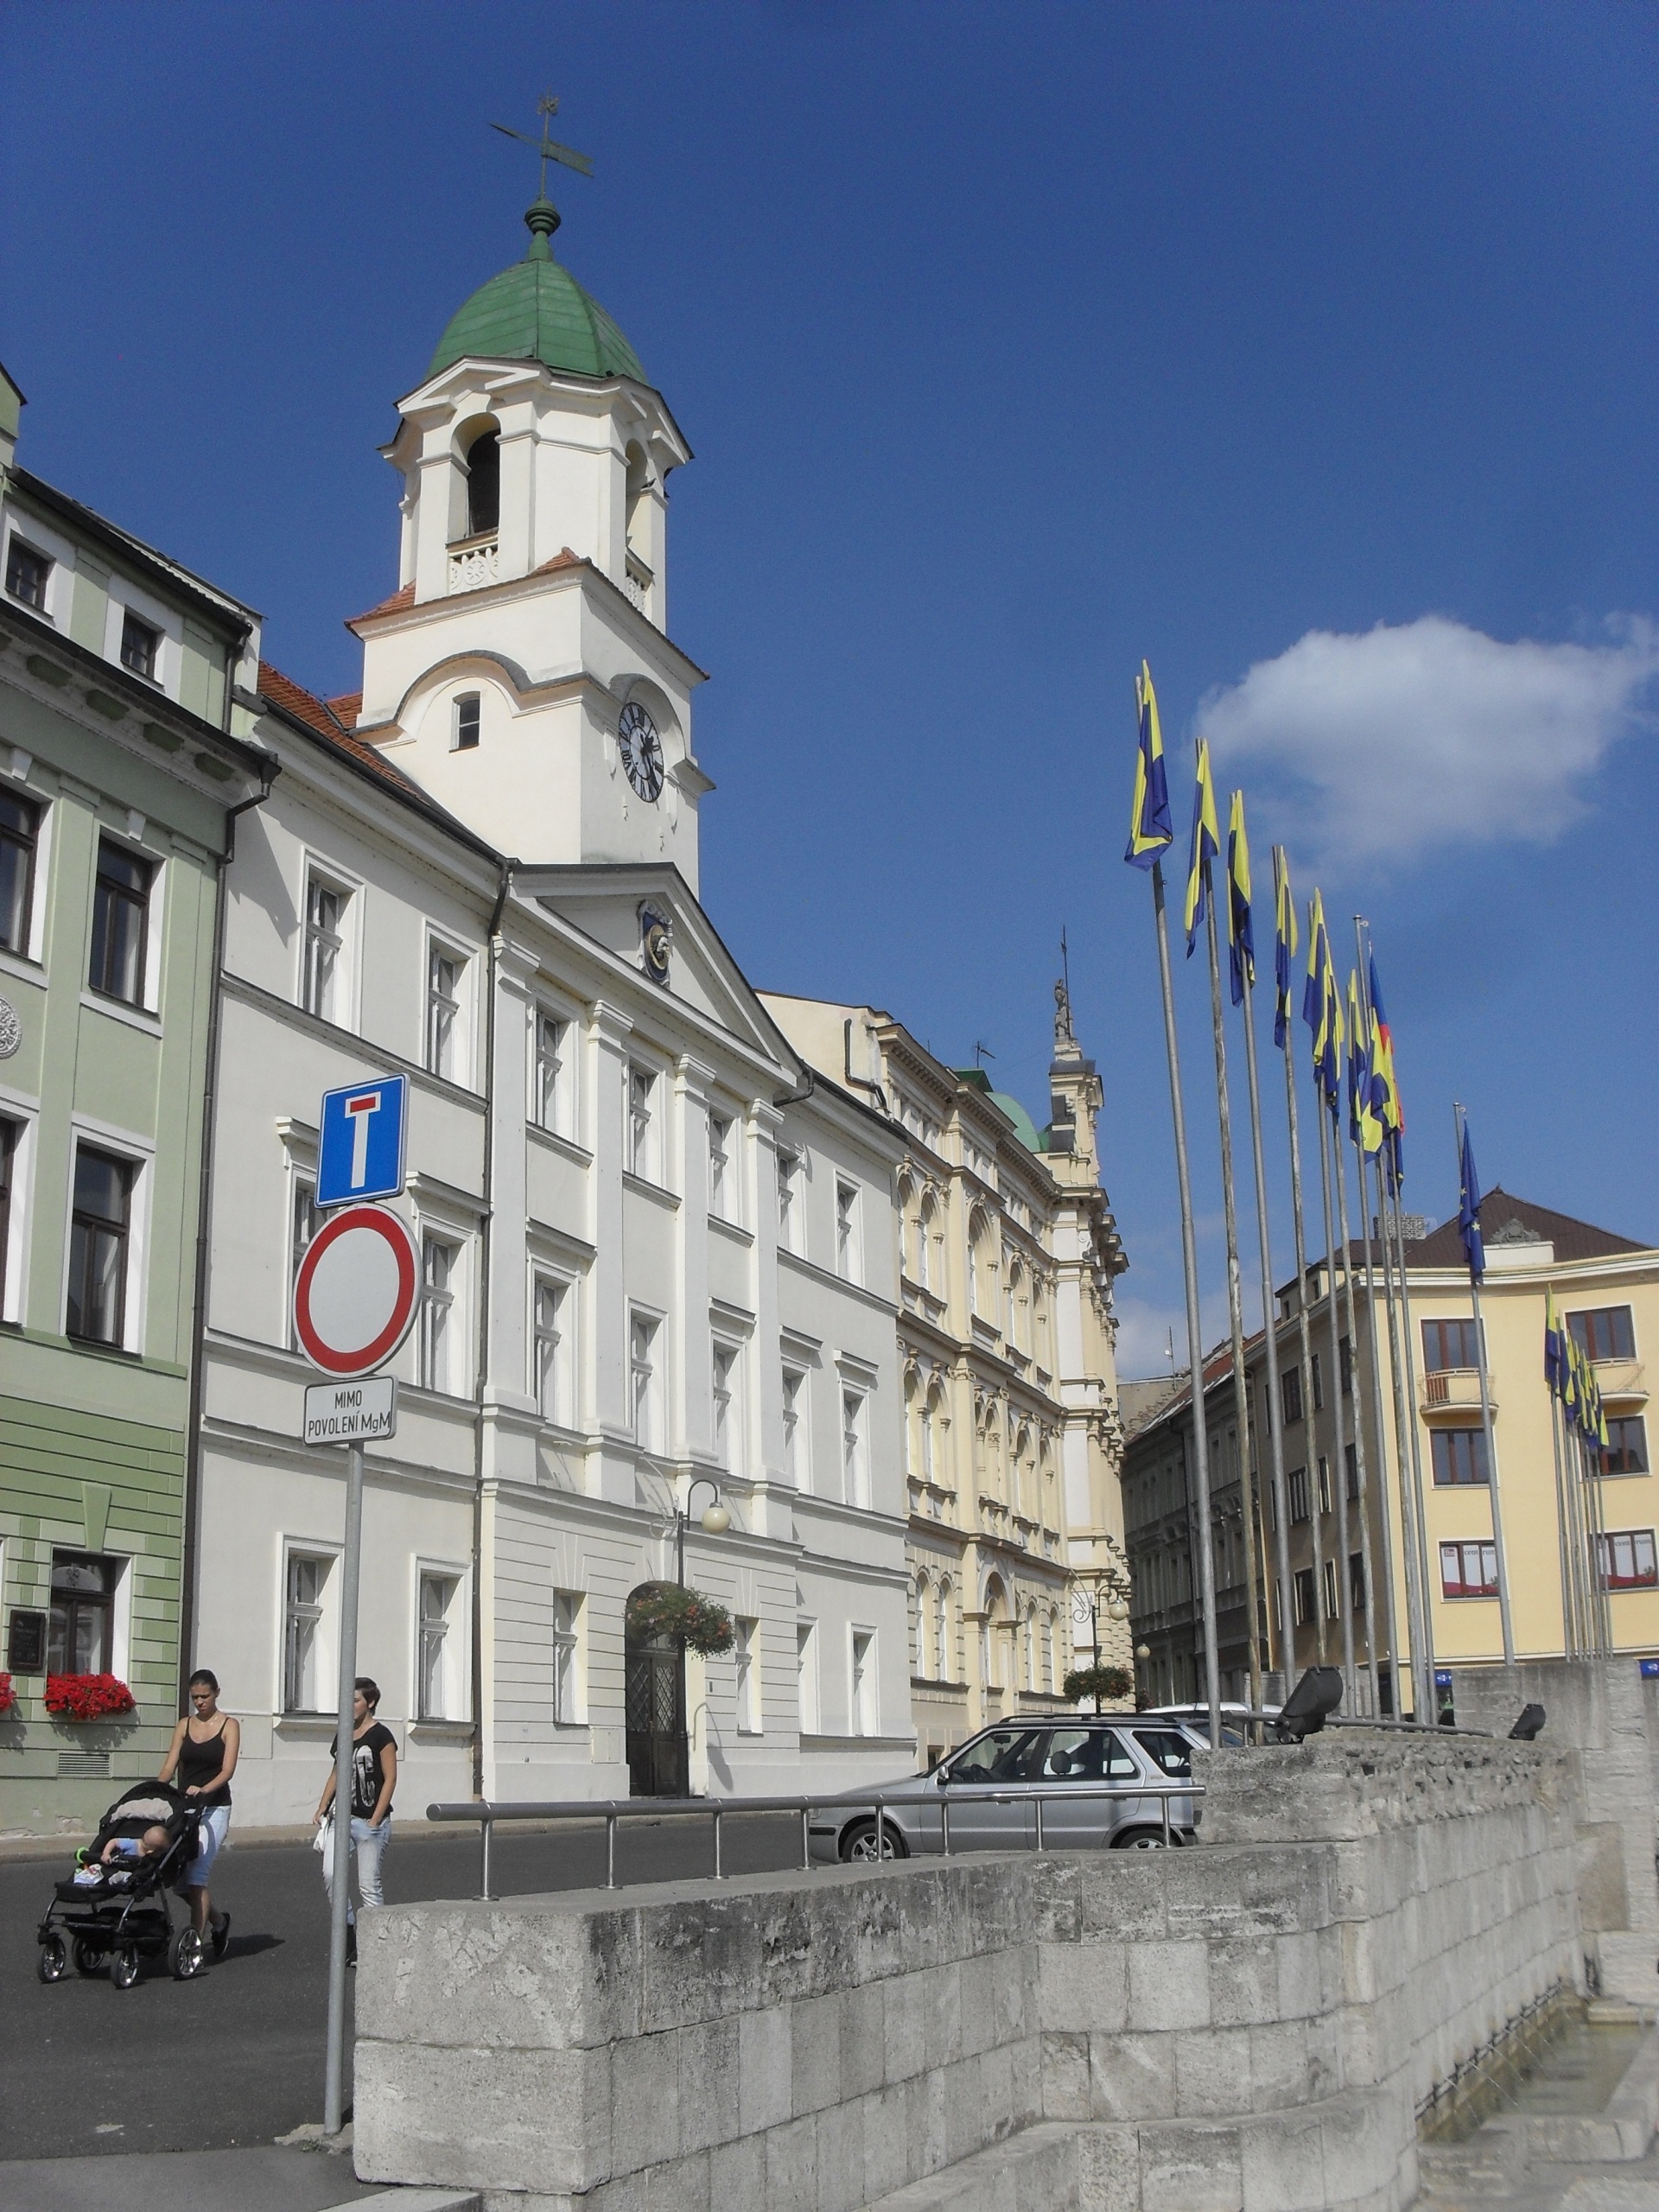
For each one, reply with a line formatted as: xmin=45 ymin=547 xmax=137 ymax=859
xmin=317 ymin=1074 xmax=408 ymax=1208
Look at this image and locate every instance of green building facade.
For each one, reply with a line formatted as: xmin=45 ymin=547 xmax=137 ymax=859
xmin=0 ymin=366 xmax=270 ymax=1832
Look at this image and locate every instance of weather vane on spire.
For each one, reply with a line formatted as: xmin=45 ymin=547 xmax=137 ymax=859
xmin=491 ymin=89 xmax=594 ymax=201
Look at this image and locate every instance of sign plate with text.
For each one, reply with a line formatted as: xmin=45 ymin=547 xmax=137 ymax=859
xmin=304 ymin=1376 xmax=397 ymax=1447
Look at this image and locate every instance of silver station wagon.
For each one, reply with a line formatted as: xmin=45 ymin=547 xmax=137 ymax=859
xmin=808 ymin=1717 xmax=1198 ymax=1863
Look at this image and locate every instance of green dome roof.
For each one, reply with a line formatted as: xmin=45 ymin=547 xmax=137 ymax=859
xmin=987 ymin=1091 xmax=1046 ymax=1154
xmin=428 ymin=200 xmax=646 ymax=385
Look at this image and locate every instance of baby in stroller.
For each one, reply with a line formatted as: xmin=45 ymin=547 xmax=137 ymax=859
xmin=36 ymin=1781 xmax=209 ymax=1988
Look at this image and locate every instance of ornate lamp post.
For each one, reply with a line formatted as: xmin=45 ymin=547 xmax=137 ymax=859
xmin=677 ymin=1476 xmax=729 ymax=1586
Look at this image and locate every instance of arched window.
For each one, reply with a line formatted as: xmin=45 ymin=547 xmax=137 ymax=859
xmin=918 ymin=1194 xmax=936 ymax=1292
xmin=1023 ymin=1604 xmax=1036 ymax=1690
xmin=1007 ymin=1259 xmax=1023 ymax=1347
xmin=465 ymin=427 xmax=500 ymax=537
xmin=919 ymin=1388 xmax=935 ymax=1482
xmin=983 ymin=1576 xmax=1006 ymax=1688
xmin=1046 ymin=1609 xmax=1061 ymax=1695
xmin=625 ymin=442 xmax=652 ymax=565
xmin=912 ymin=1573 xmax=929 ymax=1675
xmin=935 ymin=1580 xmax=950 ymax=1681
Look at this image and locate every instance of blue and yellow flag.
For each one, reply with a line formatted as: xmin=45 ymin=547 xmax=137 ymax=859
xmin=1321 ymin=933 xmax=1344 ymax=1111
xmin=1562 ymin=1333 xmax=1582 ymax=1432
xmin=1348 ymin=972 xmax=1383 ymax=1154
xmin=1124 ymin=661 xmax=1173 ymax=869
xmin=1457 ymin=1119 xmax=1484 ymax=1285
xmin=1303 ymin=892 xmax=1341 ymax=1108
xmin=1226 ymin=790 xmax=1254 ymax=1006
xmin=1273 ymin=846 xmax=1297 ymax=1051
xmin=1368 ymin=950 xmax=1404 ymax=1191
xmin=1544 ymin=1289 xmax=1564 ymax=1396
xmin=1183 ymin=739 xmax=1220 ymax=957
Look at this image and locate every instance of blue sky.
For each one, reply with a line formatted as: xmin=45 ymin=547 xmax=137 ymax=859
xmin=5 ymin=3 xmax=1657 ymax=1374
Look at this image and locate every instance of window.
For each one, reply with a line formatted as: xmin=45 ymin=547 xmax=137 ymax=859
xmin=67 ymin=1145 xmax=132 ymax=1346
xmin=0 ymin=1116 xmax=17 ymax=1305
xmin=302 ymin=874 xmax=345 ymax=1021
xmin=453 ymin=693 xmax=480 ymax=751
xmin=283 ymin=1554 xmax=330 ymax=1711
xmin=1421 ymin=1317 xmax=1481 ymax=1372
xmin=466 ymin=428 xmax=500 ymax=537
xmin=917 ymin=1197 xmax=937 ymax=1292
xmin=533 ymin=1011 xmax=567 ymax=1134
xmin=1287 ymin=1465 xmax=1310 ymax=1523
xmin=1344 ymin=1443 xmax=1358 ymax=1503
xmin=552 ymin=1592 xmax=582 ymax=1721
xmin=5 ymin=537 xmax=51 ymax=609
xmin=782 ymin=1366 xmax=805 ymax=1487
xmin=735 ymin=1617 xmax=760 ymax=1734
xmin=426 ymin=945 xmax=463 ymax=1080
xmin=418 ymin=1235 xmax=456 ymax=1393
xmin=533 ymin=1277 xmax=566 ymax=1423
xmin=48 ymin=1552 xmax=119 ymax=1674
xmin=835 ymin=1179 xmax=860 ymax=1282
xmin=919 ymin=1392 xmax=936 ymax=1482
xmin=850 ymin=1629 xmax=876 ymax=1736
xmin=1349 ymin=1551 xmax=1366 ymax=1613
xmin=1569 ymin=1306 xmax=1637 ymax=1363
xmin=1599 ymin=1416 xmax=1649 ymax=1478
xmin=89 ymin=839 xmax=151 ymax=1007
xmin=119 ymin=609 xmax=160 ymax=681
xmin=417 ymin=1573 xmax=461 ymax=1720
xmin=712 ymin=1342 xmax=738 ymax=1468
xmin=1338 ymin=1335 xmax=1352 ymax=1396
xmin=289 ymin=1177 xmax=320 ymax=1349
xmin=709 ymin=1114 xmax=731 ymax=1219
xmin=934 ymin=1583 xmax=951 ymax=1681
xmin=1595 ymin=1530 xmax=1657 ymax=1591
xmin=630 ymin=1313 xmax=659 ymax=1449
xmin=1440 ymin=1541 xmax=1499 ymax=1599
xmin=1294 ymin=1567 xmax=1316 ymax=1625
xmin=797 ymin=1621 xmax=818 ymax=1733
xmin=1281 ymin=1366 xmax=1304 ymax=1427
xmin=1311 ymin=1351 xmax=1325 ymax=1413
xmin=1317 ymin=1458 xmax=1332 ymax=1515
xmin=1432 ymin=1427 xmax=1489 ymax=1486
xmin=1321 ymin=1559 xmax=1339 ymax=1620
xmin=842 ymin=1386 xmax=869 ymax=1508
xmin=0 ymin=786 xmax=39 ymax=956
xmin=776 ymin=1147 xmax=801 ymax=1253
xmin=627 ymin=1065 xmax=655 ymax=1179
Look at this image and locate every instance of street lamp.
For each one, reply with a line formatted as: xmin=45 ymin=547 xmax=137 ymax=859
xmin=676 ymin=1477 xmax=729 ymax=1586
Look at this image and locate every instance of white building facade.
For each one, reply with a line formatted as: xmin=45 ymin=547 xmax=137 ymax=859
xmin=190 ymin=198 xmax=912 ymax=1821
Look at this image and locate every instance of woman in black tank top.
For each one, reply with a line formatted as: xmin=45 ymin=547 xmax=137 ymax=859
xmin=158 ymin=1669 xmax=239 ymax=1956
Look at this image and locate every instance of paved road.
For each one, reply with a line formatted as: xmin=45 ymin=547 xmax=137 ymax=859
xmin=0 ymin=1812 xmax=806 ymax=2165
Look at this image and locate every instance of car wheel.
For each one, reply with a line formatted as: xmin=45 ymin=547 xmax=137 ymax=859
xmin=1111 ymin=1827 xmax=1181 ymax=1850
xmin=37 ymin=1934 xmax=69 ymax=1984
xmin=840 ymin=1818 xmax=909 ymax=1863
xmin=110 ymin=1945 xmax=141 ymax=1990
xmin=73 ymin=1937 xmax=106 ymax=1977
xmin=168 ymin=1927 xmax=206 ymax=1980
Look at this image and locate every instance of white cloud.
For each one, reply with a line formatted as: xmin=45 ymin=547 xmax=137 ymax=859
xmin=1198 ymin=615 xmax=1659 ymax=870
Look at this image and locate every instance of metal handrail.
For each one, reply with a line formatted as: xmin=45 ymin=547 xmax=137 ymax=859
xmin=428 ymin=1777 xmax=1205 ymax=1899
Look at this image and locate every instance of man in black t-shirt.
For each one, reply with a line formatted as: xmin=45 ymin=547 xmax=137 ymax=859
xmin=314 ymin=1676 xmax=397 ymax=1965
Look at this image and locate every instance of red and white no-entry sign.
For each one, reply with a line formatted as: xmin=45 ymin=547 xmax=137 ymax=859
xmin=292 ymin=1204 xmax=420 ymax=1378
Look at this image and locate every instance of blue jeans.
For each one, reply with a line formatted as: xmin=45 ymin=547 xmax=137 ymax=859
xmin=325 ymin=1816 xmax=390 ymax=1925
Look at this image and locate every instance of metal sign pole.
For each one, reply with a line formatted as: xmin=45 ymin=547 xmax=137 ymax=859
xmin=322 ymin=1440 xmax=365 ymax=2138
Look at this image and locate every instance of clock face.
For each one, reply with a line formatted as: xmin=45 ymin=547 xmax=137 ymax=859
xmin=618 ymin=701 xmax=664 ymax=803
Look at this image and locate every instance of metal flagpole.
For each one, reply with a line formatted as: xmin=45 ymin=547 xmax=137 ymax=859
xmin=1151 ymin=857 xmax=1224 ymax=1748
xmin=1203 ymin=861 xmax=1262 ymax=1715
xmin=322 ymin=1440 xmax=365 ymax=2138
xmin=1582 ymin=1414 xmax=1612 ymax=1654
xmin=1370 ymin=1148 xmax=1427 ymax=1718
xmin=1548 ymin=1358 xmax=1578 ymax=1656
xmin=1456 ymin=1103 xmax=1515 ymax=1667
xmin=1279 ymin=969 xmax=1328 ymax=1669
xmin=1238 ymin=948 xmax=1297 ymax=1700
xmin=1351 ymin=935 xmax=1408 ymax=1713
xmin=1330 ymin=1122 xmax=1382 ymax=1716
xmin=1315 ymin=1095 xmax=1358 ymax=1705
xmin=1387 ymin=1179 xmax=1438 ymax=1702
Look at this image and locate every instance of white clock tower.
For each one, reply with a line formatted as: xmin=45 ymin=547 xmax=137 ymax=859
xmin=349 ymin=190 xmax=710 ymax=888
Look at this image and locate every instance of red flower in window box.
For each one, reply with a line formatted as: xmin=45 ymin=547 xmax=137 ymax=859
xmin=43 ymin=1673 xmax=137 ymax=1722
xmin=0 ymin=1675 xmax=15 ymax=1717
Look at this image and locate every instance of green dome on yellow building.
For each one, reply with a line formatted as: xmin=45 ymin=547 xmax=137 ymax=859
xmin=428 ymin=200 xmax=647 ymax=385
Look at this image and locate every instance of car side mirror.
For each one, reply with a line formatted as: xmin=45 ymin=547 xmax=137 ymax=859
xmin=935 ymin=1768 xmax=949 ymax=1786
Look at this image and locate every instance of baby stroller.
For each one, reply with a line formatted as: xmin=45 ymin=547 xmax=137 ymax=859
xmin=35 ymin=1780 xmax=207 ymax=1988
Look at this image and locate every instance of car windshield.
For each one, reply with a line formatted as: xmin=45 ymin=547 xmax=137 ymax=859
xmin=945 ymin=1727 xmax=1047 ymax=1783
xmin=1037 ymin=1727 xmax=1140 ymax=1782
xmin=1132 ymin=1728 xmax=1193 ymax=1777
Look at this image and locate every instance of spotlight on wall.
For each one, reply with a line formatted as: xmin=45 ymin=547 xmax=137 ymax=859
xmin=1274 ymin=1666 xmax=1344 ymax=1743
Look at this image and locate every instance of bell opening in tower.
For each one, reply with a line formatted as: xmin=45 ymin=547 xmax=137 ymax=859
xmin=465 ymin=428 xmax=500 ymax=537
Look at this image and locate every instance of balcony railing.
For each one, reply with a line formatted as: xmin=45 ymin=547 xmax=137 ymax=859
xmin=1421 ymin=1367 xmax=1497 ymax=1415
xmin=622 ymin=550 xmax=653 ymax=612
xmin=448 ymin=534 xmax=499 ymax=594
xmin=1591 ymin=1357 xmax=1646 ymax=1404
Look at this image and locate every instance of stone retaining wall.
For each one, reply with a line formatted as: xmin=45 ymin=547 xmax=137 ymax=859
xmin=353 ymin=1732 xmax=1584 ymax=2210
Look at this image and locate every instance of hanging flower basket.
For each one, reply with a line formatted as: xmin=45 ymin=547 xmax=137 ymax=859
xmin=626 ymin=1582 xmax=734 ymax=1656
xmin=0 ymin=1674 xmax=15 ymax=1718
xmin=1063 ymin=1663 xmax=1134 ymax=1712
xmin=44 ymin=1673 xmax=137 ymax=1723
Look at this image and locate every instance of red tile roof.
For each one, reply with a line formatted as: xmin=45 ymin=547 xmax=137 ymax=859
xmin=257 ymin=660 xmax=426 ymax=798
xmin=1408 ymin=1189 xmax=1648 ymax=1268
xmin=326 ymin=692 xmax=362 ymax=730
xmin=349 ymin=580 xmax=416 ymax=624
